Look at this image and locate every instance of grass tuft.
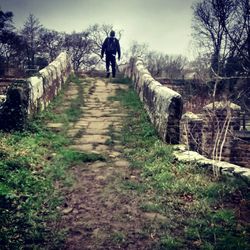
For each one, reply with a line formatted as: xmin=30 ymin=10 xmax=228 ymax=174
xmin=59 ymin=149 xmax=106 ymax=163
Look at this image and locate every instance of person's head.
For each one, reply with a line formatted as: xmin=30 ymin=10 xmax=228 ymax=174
xmin=110 ymin=30 xmax=115 ymax=37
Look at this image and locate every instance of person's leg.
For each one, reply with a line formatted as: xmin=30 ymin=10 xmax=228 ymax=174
xmin=111 ymin=55 xmax=116 ymax=77
xmin=106 ymin=54 xmax=111 ymax=78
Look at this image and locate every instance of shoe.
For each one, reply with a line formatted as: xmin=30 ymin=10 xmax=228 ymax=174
xmin=106 ymin=72 xmax=110 ymax=78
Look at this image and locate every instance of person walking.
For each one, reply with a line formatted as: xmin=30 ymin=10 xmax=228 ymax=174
xmin=101 ymin=30 xmax=121 ymax=78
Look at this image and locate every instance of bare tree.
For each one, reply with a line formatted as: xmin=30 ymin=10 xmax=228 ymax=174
xmin=126 ymin=41 xmax=148 ymax=62
xmin=192 ymin=0 xmax=250 ymax=121
xmin=39 ymin=29 xmax=64 ymax=62
xmin=0 ymin=9 xmax=14 ymax=75
xmin=0 ymin=31 xmax=25 ymax=74
xmin=192 ymin=0 xmax=250 ymax=77
xmin=127 ymin=40 xmax=187 ymax=79
xmin=192 ymin=0 xmax=234 ymax=76
xmin=146 ymin=51 xmax=167 ymax=77
xmin=0 ymin=9 xmax=14 ymax=32
xmin=0 ymin=9 xmax=25 ymax=75
xmin=222 ymin=0 xmax=250 ymax=75
xmin=87 ymin=24 xmax=122 ymax=58
xmin=21 ymin=14 xmax=42 ymax=68
xmin=165 ymin=55 xmax=188 ymax=79
xmin=146 ymin=52 xmax=188 ymax=79
xmin=64 ymin=31 xmax=96 ymax=72
xmin=189 ymin=52 xmax=211 ymax=81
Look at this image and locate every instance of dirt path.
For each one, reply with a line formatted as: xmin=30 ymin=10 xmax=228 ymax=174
xmin=57 ymin=78 xmax=156 ymax=250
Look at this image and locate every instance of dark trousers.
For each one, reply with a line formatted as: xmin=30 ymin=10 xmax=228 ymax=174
xmin=106 ymin=53 xmax=116 ymax=77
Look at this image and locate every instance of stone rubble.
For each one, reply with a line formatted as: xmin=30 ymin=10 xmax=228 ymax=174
xmin=173 ymin=145 xmax=250 ymax=184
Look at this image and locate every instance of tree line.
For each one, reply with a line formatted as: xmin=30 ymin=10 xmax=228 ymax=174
xmin=0 ymin=8 xmax=189 ymax=80
xmin=130 ymin=0 xmax=250 ymax=83
xmin=192 ymin=0 xmax=249 ymax=78
xmin=128 ymin=40 xmax=188 ymax=80
xmin=192 ymin=0 xmax=249 ymax=113
xmin=1 ymin=0 xmax=249 ymax=82
xmin=0 ymin=10 xmax=123 ymax=76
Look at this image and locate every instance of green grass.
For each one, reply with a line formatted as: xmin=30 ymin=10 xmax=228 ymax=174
xmin=110 ymin=231 xmax=126 ymax=244
xmin=66 ymin=77 xmax=85 ymax=123
xmin=122 ymin=180 xmax=147 ymax=193
xmin=37 ymin=73 xmax=85 ymax=125
xmin=115 ymin=77 xmax=250 ymax=250
xmin=59 ymin=148 xmax=105 ymax=164
xmin=104 ymin=124 xmax=116 ymax=148
xmin=0 ymin=130 xmax=65 ymax=248
xmin=0 ymin=74 xmax=105 ymax=249
xmin=110 ymin=77 xmax=132 ymax=84
xmin=67 ymin=73 xmax=85 ymax=85
xmin=157 ymin=235 xmax=183 ymax=250
xmin=139 ymin=202 xmax=163 ymax=213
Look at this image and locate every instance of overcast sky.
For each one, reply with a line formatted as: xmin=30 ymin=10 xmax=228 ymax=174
xmin=1 ymin=0 xmax=196 ymax=58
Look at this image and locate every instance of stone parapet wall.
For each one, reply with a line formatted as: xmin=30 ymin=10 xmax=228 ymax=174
xmin=123 ymin=58 xmax=183 ymax=143
xmin=173 ymin=145 xmax=250 ymax=184
xmin=0 ymin=52 xmax=72 ymax=130
xmin=28 ymin=51 xmax=72 ymax=115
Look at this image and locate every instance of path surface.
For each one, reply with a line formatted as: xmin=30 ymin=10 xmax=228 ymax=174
xmin=54 ymin=77 xmax=157 ymax=250
xmin=68 ymin=78 xmax=127 ymax=157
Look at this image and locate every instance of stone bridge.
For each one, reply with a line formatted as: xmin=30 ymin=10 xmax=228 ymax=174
xmin=0 ymin=52 xmax=249 ymax=184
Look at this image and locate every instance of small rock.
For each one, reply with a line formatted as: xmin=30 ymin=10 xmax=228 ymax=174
xmin=144 ymin=212 xmax=167 ymax=222
xmin=109 ymin=151 xmax=121 ymax=158
xmin=104 ymin=201 xmax=113 ymax=208
xmin=95 ymin=175 xmax=106 ymax=181
xmin=114 ymin=160 xmax=130 ymax=168
xmin=78 ymin=204 xmax=87 ymax=209
xmin=92 ymin=228 xmax=100 ymax=237
xmin=72 ymin=209 xmax=79 ymax=214
xmin=90 ymin=161 xmax=107 ymax=168
xmin=47 ymin=122 xmax=63 ymax=129
xmin=62 ymin=207 xmax=73 ymax=214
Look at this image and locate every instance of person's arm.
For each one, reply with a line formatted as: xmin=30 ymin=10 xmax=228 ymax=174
xmin=116 ymin=39 xmax=121 ymax=60
xmin=101 ymin=38 xmax=108 ymax=58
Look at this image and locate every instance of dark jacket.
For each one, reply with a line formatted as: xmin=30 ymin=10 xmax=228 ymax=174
xmin=101 ymin=37 xmax=121 ymax=59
